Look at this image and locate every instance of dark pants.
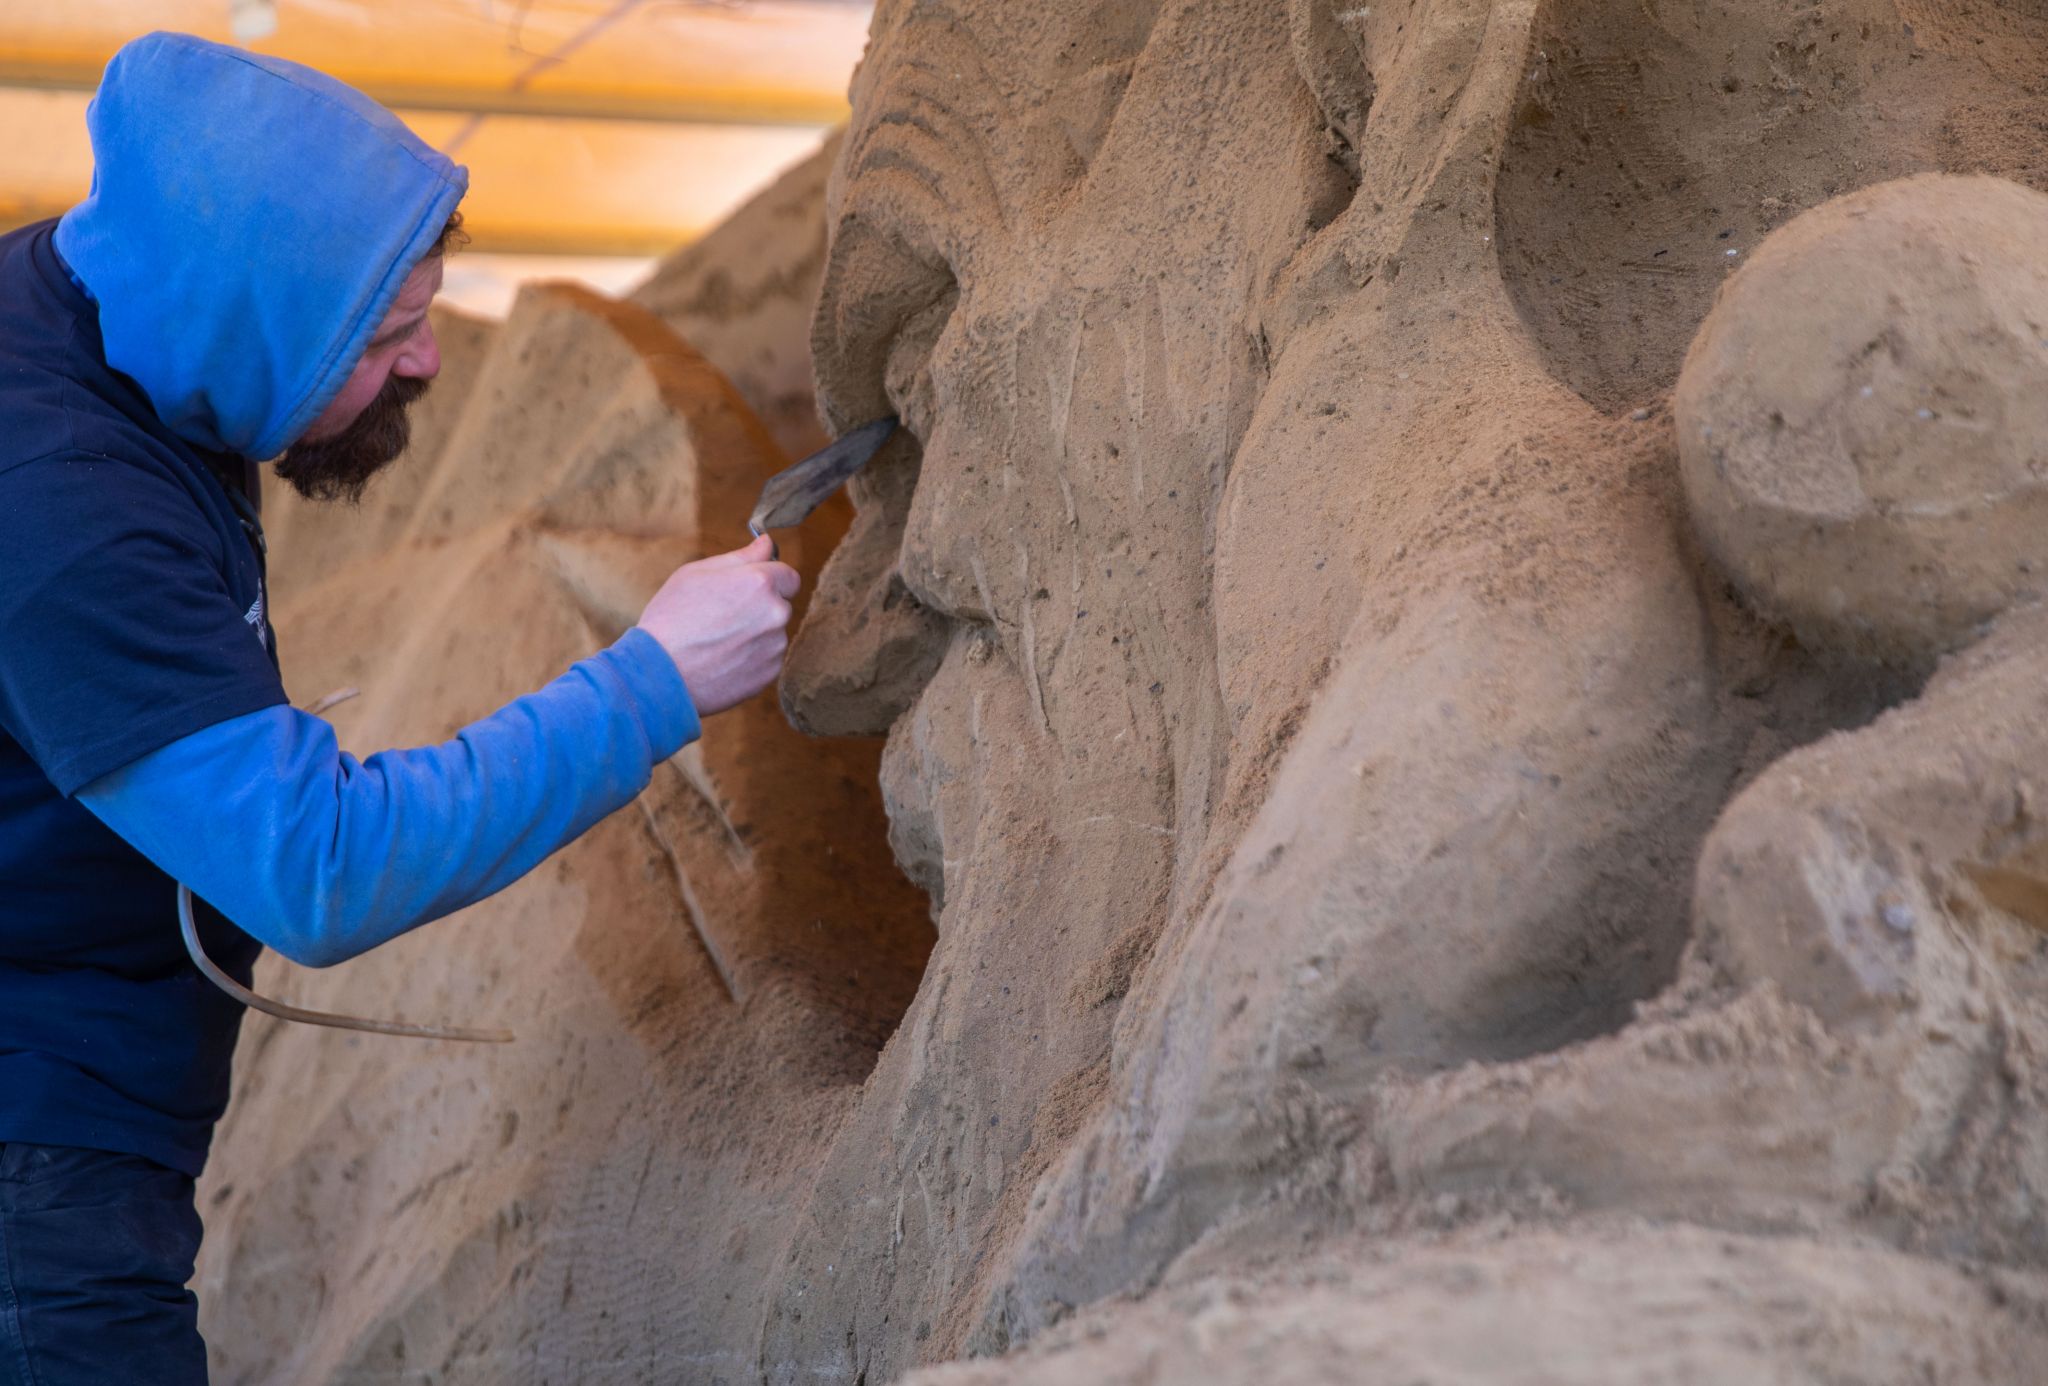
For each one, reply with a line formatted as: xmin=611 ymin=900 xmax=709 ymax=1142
xmin=0 ymin=1143 xmax=206 ymax=1385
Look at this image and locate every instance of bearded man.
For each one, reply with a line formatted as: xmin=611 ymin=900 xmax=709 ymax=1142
xmin=0 ymin=33 xmax=796 ymax=1383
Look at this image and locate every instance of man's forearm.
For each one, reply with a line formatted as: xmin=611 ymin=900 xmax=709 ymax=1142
xmin=78 ymin=627 xmax=698 ymax=967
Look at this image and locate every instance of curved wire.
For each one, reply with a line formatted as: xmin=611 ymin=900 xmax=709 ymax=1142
xmin=178 ymin=884 xmax=514 ymax=1044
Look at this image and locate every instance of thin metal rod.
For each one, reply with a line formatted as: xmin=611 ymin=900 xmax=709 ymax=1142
xmin=636 ymin=794 xmax=742 ymax=1003
xmin=179 ymin=885 xmax=514 ymax=1044
xmin=302 ymin=686 xmax=361 ymax=717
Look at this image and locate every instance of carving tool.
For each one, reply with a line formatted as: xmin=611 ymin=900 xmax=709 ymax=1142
xmin=749 ymin=417 xmax=898 ymax=543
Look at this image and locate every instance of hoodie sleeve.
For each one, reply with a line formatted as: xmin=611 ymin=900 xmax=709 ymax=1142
xmin=76 ymin=627 xmax=699 ymax=968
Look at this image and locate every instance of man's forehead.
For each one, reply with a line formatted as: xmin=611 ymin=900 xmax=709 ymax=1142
xmin=364 ymin=257 xmax=441 ymax=346
xmin=394 ymin=255 xmax=444 ymax=313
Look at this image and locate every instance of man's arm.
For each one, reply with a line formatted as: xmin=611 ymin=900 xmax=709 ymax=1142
xmin=80 ymin=628 xmax=693 ymax=967
xmin=78 ymin=535 xmax=798 ymax=968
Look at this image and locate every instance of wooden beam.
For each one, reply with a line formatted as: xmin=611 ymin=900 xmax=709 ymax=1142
xmin=0 ymin=59 xmax=846 ymax=128
xmin=448 ymin=224 xmax=698 ymax=258
xmin=0 ymin=200 xmax=698 ymax=259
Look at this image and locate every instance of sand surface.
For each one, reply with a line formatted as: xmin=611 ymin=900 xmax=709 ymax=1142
xmin=199 ymin=3 xmax=2048 ymax=1382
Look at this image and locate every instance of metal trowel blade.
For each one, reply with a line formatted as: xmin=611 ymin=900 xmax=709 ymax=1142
xmin=749 ymin=417 xmax=898 ymax=537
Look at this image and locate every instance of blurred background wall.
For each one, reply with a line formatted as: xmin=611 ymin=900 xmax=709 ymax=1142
xmin=0 ymin=0 xmax=869 ymax=314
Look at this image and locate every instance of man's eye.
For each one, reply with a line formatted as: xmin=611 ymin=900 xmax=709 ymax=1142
xmin=371 ymin=321 xmax=419 ymax=352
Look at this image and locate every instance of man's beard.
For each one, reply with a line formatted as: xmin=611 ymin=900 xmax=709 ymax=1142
xmin=274 ymin=374 xmax=430 ymax=504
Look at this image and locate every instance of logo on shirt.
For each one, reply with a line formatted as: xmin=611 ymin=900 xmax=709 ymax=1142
xmin=244 ymin=584 xmax=269 ymax=650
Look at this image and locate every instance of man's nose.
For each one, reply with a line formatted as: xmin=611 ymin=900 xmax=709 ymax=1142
xmin=394 ymin=322 xmax=441 ymax=381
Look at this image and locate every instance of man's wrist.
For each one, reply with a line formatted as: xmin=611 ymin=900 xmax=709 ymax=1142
xmin=608 ymin=627 xmax=702 ymax=757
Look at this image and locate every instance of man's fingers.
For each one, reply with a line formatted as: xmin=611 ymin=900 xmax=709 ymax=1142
xmin=763 ymin=562 xmax=801 ymax=601
xmin=691 ymin=551 xmax=752 ymax=572
xmin=693 ymin=534 xmax=777 ymax=571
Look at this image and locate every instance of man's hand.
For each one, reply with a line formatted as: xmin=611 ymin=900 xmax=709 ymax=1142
xmin=636 ymin=535 xmax=800 ymax=716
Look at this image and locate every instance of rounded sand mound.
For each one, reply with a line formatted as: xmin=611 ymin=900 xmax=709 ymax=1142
xmin=1676 ymin=173 xmax=2048 ymax=667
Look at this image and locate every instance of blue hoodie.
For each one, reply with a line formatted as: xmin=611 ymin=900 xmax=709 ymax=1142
xmin=55 ymin=31 xmax=467 ymax=458
xmin=0 ymin=33 xmax=700 ymax=1177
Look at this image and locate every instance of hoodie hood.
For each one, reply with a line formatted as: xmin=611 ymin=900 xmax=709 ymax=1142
xmin=55 ymin=32 xmax=467 ymax=459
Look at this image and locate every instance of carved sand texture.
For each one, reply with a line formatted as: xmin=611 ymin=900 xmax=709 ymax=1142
xmin=901 ymin=1225 xmax=2048 ymax=1386
xmin=194 ymin=286 xmax=930 ymax=1383
xmin=1678 ymin=174 xmax=2048 ymax=670
xmin=204 ymin=2 xmax=2048 ymax=1382
xmin=771 ymin=1 xmax=2048 ymax=1381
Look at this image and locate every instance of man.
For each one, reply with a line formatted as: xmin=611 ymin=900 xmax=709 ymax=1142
xmin=0 ymin=32 xmax=797 ymax=1383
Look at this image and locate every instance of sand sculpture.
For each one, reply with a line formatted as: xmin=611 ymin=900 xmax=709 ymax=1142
xmin=200 ymin=3 xmax=2048 ymax=1382
xmin=193 ymin=285 xmax=931 ymax=1381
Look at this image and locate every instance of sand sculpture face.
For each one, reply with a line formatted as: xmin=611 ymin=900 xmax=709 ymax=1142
xmin=777 ymin=1 xmax=2048 ymax=1378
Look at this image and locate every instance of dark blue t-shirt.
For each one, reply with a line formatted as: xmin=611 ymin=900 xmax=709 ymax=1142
xmin=0 ymin=221 xmax=287 ymax=1176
